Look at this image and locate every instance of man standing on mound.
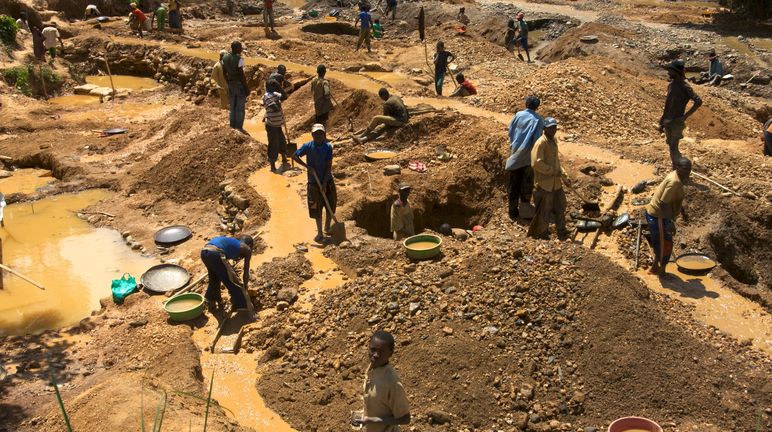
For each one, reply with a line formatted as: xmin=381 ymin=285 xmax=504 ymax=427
xmin=293 ymin=124 xmax=336 ymax=244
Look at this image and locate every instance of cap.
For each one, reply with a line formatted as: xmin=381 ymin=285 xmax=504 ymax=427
xmin=399 ymin=184 xmax=412 ymax=191
xmin=544 ymin=117 xmax=558 ymax=128
xmin=667 ymin=59 xmax=685 ymax=75
xmin=708 ymin=50 xmax=717 ymax=58
xmin=311 ymin=123 xmax=325 ymax=133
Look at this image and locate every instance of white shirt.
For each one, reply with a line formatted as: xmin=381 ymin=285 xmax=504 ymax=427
xmin=42 ymin=27 xmax=60 ymax=49
xmin=16 ymin=19 xmax=30 ymax=31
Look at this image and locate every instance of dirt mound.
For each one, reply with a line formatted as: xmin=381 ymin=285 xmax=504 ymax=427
xmin=251 ymin=230 xmax=771 ymax=431
xmin=0 ymin=294 xmax=249 ymax=431
xmin=136 ymin=126 xmax=257 ymax=203
xmin=538 ymin=22 xmax=639 ymax=64
xmin=248 ymin=252 xmax=313 ymax=309
xmin=282 ymin=85 xmax=382 ymax=136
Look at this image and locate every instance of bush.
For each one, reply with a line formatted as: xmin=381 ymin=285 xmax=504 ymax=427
xmin=3 ymin=64 xmax=61 ymax=96
xmin=0 ymin=15 xmax=18 ymax=47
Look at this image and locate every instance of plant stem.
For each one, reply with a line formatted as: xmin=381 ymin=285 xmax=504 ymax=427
xmin=203 ymin=371 xmax=214 ymax=432
xmin=49 ymin=368 xmax=73 ymax=432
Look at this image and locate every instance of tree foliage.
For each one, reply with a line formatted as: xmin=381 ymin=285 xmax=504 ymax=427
xmin=0 ymin=15 xmax=19 ymax=47
xmin=719 ymin=0 xmax=772 ymax=19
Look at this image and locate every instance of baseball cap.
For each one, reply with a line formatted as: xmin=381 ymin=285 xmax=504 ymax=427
xmin=311 ymin=123 xmax=325 ymax=133
xmin=544 ymin=117 xmax=558 ymax=128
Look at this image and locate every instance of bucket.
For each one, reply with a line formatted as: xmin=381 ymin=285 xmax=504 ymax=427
xmin=403 ymin=234 xmax=442 ymax=260
xmin=608 ymin=417 xmax=663 ymax=432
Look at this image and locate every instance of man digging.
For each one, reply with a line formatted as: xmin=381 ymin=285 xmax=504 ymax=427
xmin=293 ymin=124 xmax=336 ymax=244
xmin=200 ymin=235 xmax=254 ymax=318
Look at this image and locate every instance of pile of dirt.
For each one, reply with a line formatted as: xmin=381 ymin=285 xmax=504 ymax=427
xmin=247 ymin=252 xmax=314 ymax=309
xmin=249 ymin=230 xmax=771 ymax=431
xmin=135 ymin=127 xmax=257 ymax=203
xmin=0 ymin=294 xmax=249 ymax=431
xmin=282 ymin=85 xmax=382 ymax=137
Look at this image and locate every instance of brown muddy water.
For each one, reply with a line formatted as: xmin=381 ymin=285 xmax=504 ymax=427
xmin=0 ymin=169 xmax=54 ymax=195
xmin=0 ymin=190 xmax=155 ymax=335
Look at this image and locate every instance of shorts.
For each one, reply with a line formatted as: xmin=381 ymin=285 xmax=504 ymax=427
xmin=315 ymin=111 xmax=329 ymax=124
xmin=663 ymin=118 xmax=685 ymax=145
xmin=307 ymin=180 xmax=336 ymax=219
xmin=519 ymin=36 xmax=529 ymax=50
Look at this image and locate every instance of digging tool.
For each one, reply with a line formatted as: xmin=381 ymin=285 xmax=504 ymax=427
xmin=634 ymin=214 xmax=643 ymax=271
xmin=166 ymin=273 xmax=207 ymax=298
xmin=692 ymin=171 xmax=743 ymax=198
xmin=0 ymin=264 xmax=45 ymax=290
xmin=330 ymin=94 xmax=354 ymax=133
xmin=588 ymin=185 xmax=624 ymax=249
xmin=310 ymin=168 xmax=346 ymax=244
xmin=209 ymin=307 xmax=233 ymax=352
xmin=283 ymin=123 xmax=295 ymax=168
xmin=103 ymin=54 xmax=116 ymax=101
xmin=563 ymin=181 xmax=600 ymax=212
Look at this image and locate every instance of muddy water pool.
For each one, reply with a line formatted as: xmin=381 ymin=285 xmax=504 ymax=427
xmin=0 ymin=169 xmax=54 ymax=195
xmin=0 ymin=190 xmax=155 ymax=335
xmin=85 ymin=75 xmax=160 ymax=90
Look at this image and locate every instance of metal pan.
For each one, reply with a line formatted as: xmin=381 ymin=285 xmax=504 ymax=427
xmin=576 ymin=220 xmax=602 ymax=232
xmin=141 ymin=264 xmax=191 ymax=294
xmin=154 ymin=225 xmax=193 ymax=246
xmin=613 ymin=213 xmax=630 ymax=229
xmin=364 ymin=149 xmax=398 ymax=162
xmin=675 ymin=253 xmax=717 ymax=275
xmin=103 ymin=128 xmax=127 ymax=135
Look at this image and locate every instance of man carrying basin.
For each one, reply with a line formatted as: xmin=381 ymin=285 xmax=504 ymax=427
xmin=293 ymin=124 xmax=336 ymax=244
xmin=200 ymin=235 xmax=253 ymax=316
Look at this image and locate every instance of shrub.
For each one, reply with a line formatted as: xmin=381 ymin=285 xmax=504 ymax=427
xmin=3 ymin=64 xmax=61 ymax=96
xmin=0 ymin=15 xmax=18 ymax=47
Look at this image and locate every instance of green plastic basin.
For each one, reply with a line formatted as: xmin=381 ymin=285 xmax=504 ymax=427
xmin=403 ymin=234 xmax=442 ymax=260
xmin=163 ymin=292 xmax=205 ymax=321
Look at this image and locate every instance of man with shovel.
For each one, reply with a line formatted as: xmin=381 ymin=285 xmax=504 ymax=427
xmin=293 ymin=124 xmax=337 ymax=244
xmin=201 ymin=235 xmax=254 ymax=315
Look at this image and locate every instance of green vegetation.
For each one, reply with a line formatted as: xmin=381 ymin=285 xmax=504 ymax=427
xmin=50 ymin=369 xmax=74 ymax=432
xmin=3 ymin=64 xmax=62 ymax=96
xmin=0 ymin=15 xmax=18 ymax=47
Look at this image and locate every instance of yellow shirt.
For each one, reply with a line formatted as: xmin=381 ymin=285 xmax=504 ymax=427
xmin=363 ymin=364 xmax=411 ymax=432
xmin=390 ymin=200 xmax=414 ymax=240
xmin=531 ymin=135 xmax=563 ymax=192
xmin=645 ymin=171 xmax=684 ymax=220
xmin=211 ymin=61 xmax=227 ymax=89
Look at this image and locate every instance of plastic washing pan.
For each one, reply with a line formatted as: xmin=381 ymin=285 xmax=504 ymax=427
xmin=154 ymin=225 xmax=193 ymax=246
xmin=141 ymin=264 xmax=190 ymax=294
xmin=163 ymin=292 xmax=205 ymax=322
xmin=403 ymin=234 xmax=442 ymax=260
xmin=675 ymin=253 xmax=717 ymax=275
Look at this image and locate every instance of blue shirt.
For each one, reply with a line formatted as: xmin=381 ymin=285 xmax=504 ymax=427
xmin=358 ymin=11 xmax=372 ymax=29
xmin=207 ymin=236 xmax=243 ymax=259
xmin=505 ymin=108 xmax=544 ymax=171
xmin=709 ymin=58 xmax=723 ymax=76
xmin=296 ymin=141 xmax=333 ymax=184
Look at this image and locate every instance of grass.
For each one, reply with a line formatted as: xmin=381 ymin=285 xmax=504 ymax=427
xmin=203 ymin=371 xmax=214 ymax=432
xmin=3 ymin=63 xmax=62 ymax=96
xmin=49 ymin=368 xmax=73 ymax=432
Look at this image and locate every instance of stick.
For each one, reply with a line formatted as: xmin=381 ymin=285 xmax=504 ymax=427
xmin=210 ymin=308 xmax=233 ymax=352
xmin=0 ymin=263 xmax=45 ymax=290
xmin=104 ymin=54 xmax=116 ymax=101
xmin=692 ymin=171 xmax=743 ymax=197
xmin=0 ymin=155 xmax=13 ymax=161
xmin=634 ymin=214 xmax=642 ymax=270
xmin=73 ymin=210 xmax=116 ymax=218
xmin=0 ymin=238 xmax=4 ymax=290
xmin=166 ymin=273 xmax=207 ymax=298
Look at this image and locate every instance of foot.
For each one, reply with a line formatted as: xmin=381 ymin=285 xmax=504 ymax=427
xmin=270 ymin=162 xmax=277 ymax=172
xmin=313 ymin=233 xmax=324 ymax=243
xmin=647 ymin=265 xmax=659 ymax=275
xmin=509 ymin=211 xmax=519 ymax=220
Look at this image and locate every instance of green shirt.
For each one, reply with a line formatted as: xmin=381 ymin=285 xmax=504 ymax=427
xmin=155 ymin=6 xmax=167 ymax=19
xmin=372 ymin=23 xmax=383 ymax=38
xmin=221 ymin=52 xmax=244 ymax=83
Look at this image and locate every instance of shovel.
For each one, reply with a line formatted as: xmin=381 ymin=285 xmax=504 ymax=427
xmin=564 ymin=182 xmax=600 ymax=212
xmin=310 ymin=168 xmax=346 ymax=245
xmin=331 ymin=94 xmax=354 ymax=133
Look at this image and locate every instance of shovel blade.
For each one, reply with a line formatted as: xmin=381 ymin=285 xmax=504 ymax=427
xmin=331 ymin=222 xmax=346 ymax=245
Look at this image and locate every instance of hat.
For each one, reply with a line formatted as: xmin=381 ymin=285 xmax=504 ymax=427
xmin=398 ymin=184 xmax=412 ymax=191
xmin=667 ymin=59 xmax=685 ymax=75
xmin=708 ymin=50 xmax=717 ymax=59
xmin=544 ymin=117 xmax=558 ymax=128
xmin=311 ymin=123 xmax=325 ymax=133
xmin=130 ymin=2 xmax=137 ymax=8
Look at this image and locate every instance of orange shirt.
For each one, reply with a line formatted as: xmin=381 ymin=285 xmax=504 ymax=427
xmin=132 ymin=8 xmax=147 ymax=22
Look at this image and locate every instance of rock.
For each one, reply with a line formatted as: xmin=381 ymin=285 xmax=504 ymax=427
xmin=73 ymin=83 xmax=99 ymax=94
xmin=277 ymin=287 xmax=298 ymax=304
xmin=427 ymin=410 xmax=452 ymax=425
xmin=231 ymin=194 xmax=250 ymax=210
xmin=296 ymin=244 xmax=309 ymax=253
xmin=0 ymin=170 xmax=12 ymax=179
xmin=583 ymin=427 xmax=598 ymax=432
xmin=513 ymin=411 xmax=528 ymax=429
xmin=599 ymin=177 xmax=614 ymax=186
xmin=387 ymin=301 xmax=399 ymax=312
xmin=631 ymin=180 xmax=647 ymax=194
xmin=367 ymin=315 xmax=381 ymax=324
xmin=89 ymin=87 xmax=114 ymax=97
xmin=442 ymin=326 xmax=454 ymax=335
xmin=129 ymin=319 xmax=148 ymax=327
xmin=451 ymin=228 xmax=468 ymax=241
xmin=408 ymin=302 xmax=420 ymax=315
xmin=483 ymin=326 xmax=499 ymax=335
xmin=578 ymin=164 xmax=597 ymax=175
xmin=384 ymin=164 xmax=401 ymax=175
xmin=276 ymin=300 xmax=290 ymax=311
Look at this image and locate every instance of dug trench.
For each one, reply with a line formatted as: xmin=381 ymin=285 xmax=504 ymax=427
xmin=1 ymin=6 xmax=771 ymax=432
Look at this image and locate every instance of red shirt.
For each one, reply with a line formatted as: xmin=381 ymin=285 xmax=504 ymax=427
xmin=265 ymin=0 xmax=273 ymax=9
xmin=132 ymin=8 xmax=147 ymax=22
xmin=461 ymin=80 xmax=477 ymax=95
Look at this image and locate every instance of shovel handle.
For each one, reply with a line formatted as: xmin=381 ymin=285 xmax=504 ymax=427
xmin=310 ymin=168 xmax=339 ymax=224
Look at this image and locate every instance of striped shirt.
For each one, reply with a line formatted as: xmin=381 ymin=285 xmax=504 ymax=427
xmin=263 ymin=91 xmax=284 ymax=127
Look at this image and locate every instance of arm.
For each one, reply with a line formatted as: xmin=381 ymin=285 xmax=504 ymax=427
xmin=531 ymin=141 xmax=554 ymax=176
xmin=680 ymin=206 xmax=688 ymax=224
xmin=449 ymin=86 xmax=463 ymax=97
xmin=448 ymin=52 xmax=455 ymax=63
xmin=683 ymin=88 xmax=702 ymax=120
xmin=292 ymin=145 xmax=307 ymax=169
xmin=240 ymin=243 xmax=252 ymax=289
xmin=239 ymin=66 xmax=249 ymax=93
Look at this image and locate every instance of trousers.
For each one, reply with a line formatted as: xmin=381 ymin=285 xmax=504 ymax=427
xmin=228 ymin=82 xmax=246 ymax=129
xmin=200 ymin=249 xmax=247 ymax=308
xmin=507 ymin=166 xmax=533 ymax=218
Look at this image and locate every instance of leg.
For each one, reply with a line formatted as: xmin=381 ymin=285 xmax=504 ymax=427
xmin=234 ymin=85 xmax=246 ymax=129
xmin=521 ymin=166 xmax=534 ymax=203
xmin=228 ymin=85 xmax=238 ymax=128
xmin=323 ymin=181 xmax=337 ymax=233
xmin=664 ymin=118 xmax=684 ymax=167
xmin=356 ymin=29 xmax=366 ymax=50
xmin=507 ymin=168 xmax=524 ymax=219
xmin=434 ymin=69 xmax=445 ymax=95
xmin=553 ymin=188 xmax=568 ymax=237
xmin=365 ymin=31 xmax=371 ymax=52
xmin=201 ymin=250 xmax=223 ymax=303
xmin=308 ymin=183 xmax=324 ymax=242
xmin=266 ymin=126 xmax=279 ymax=168
xmin=527 ymin=187 xmax=551 ymax=238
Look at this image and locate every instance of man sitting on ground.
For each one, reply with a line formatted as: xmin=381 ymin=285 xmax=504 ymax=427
xmin=691 ymin=50 xmax=724 ymax=86
xmin=450 ymin=73 xmax=476 ymax=97
xmin=354 ymin=88 xmax=408 ymax=144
